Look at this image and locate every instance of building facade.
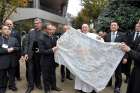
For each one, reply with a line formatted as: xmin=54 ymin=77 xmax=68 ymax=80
xmin=10 ymin=0 xmax=68 ymax=24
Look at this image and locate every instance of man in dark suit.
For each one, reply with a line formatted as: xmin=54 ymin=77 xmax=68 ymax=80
xmin=0 ymin=25 xmax=20 ymax=93
xmin=123 ymin=20 xmax=140 ymax=83
xmin=120 ymin=23 xmax=140 ymax=93
xmin=5 ymin=19 xmax=21 ymax=81
xmin=104 ymin=21 xmax=126 ymax=93
xmin=24 ymin=18 xmax=42 ymax=93
xmin=121 ymin=23 xmax=140 ymax=93
xmin=39 ymin=24 xmax=62 ymax=93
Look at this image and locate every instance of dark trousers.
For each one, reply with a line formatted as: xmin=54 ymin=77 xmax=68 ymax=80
xmin=108 ymin=63 xmax=122 ymax=88
xmin=15 ymin=60 xmax=20 ymax=79
xmin=122 ymin=57 xmax=132 ymax=78
xmin=15 ymin=53 xmax=21 ymax=79
xmin=8 ymin=67 xmax=16 ymax=88
xmin=26 ymin=53 xmax=41 ymax=88
xmin=126 ymin=67 xmax=140 ymax=93
xmin=0 ymin=69 xmax=8 ymax=93
xmin=61 ymin=65 xmax=70 ymax=79
xmin=41 ymin=63 xmax=56 ymax=92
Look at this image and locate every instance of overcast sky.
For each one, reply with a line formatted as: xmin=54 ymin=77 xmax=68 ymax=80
xmin=67 ymin=0 xmax=83 ymax=16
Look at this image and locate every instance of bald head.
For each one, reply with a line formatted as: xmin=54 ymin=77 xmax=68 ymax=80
xmin=81 ymin=24 xmax=89 ymax=33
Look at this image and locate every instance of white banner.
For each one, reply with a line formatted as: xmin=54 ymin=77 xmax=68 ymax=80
xmin=55 ymin=28 xmax=124 ymax=92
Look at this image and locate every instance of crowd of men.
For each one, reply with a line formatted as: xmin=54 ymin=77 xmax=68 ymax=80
xmin=0 ymin=18 xmax=74 ymax=93
xmin=0 ymin=18 xmax=140 ymax=93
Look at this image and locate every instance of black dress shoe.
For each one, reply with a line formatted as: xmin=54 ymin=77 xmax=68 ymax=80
xmin=9 ymin=86 xmax=18 ymax=91
xmin=25 ymin=87 xmax=33 ymax=93
xmin=106 ymin=83 xmax=112 ymax=87
xmin=81 ymin=91 xmax=86 ymax=93
xmin=61 ymin=78 xmax=65 ymax=82
xmin=17 ymin=77 xmax=22 ymax=81
xmin=51 ymin=87 xmax=62 ymax=91
xmin=45 ymin=91 xmax=51 ymax=93
xmin=114 ymin=88 xmax=120 ymax=93
xmin=66 ymin=76 xmax=73 ymax=80
xmin=91 ymin=90 xmax=96 ymax=93
xmin=36 ymin=85 xmax=42 ymax=90
xmin=75 ymin=90 xmax=82 ymax=93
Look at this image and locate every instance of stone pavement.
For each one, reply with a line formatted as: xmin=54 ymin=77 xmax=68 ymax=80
xmin=7 ymin=62 xmax=127 ymax=93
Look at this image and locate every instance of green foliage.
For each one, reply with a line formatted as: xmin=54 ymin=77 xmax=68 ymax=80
xmin=96 ymin=0 xmax=140 ymax=32
xmin=15 ymin=19 xmax=33 ymax=32
xmin=82 ymin=0 xmax=109 ymax=19
xmin=0 ymin=0 xmax=29 ymax=23
xmin=72 ymin=0 xmax=109 ymax=29
xmin=72 ymin=9 xmax=90 ymax=29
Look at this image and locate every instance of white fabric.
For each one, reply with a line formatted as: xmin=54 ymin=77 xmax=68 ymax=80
xmin=75 ymin=77 xmax=94 ymax=93
xmin=55 ymin=28 xmax=124 ymax=92
xmin=74 ymin=32 xmax=104 ymax=93
xmin=86 ymin=32 xmax=104 ymax=42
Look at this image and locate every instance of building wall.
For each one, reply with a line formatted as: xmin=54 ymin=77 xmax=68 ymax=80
xmin=10 ymin=0 xmax=68 ymax=24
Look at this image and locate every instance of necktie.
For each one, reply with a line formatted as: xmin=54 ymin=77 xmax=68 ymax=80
xmin=111 ymin=32 xmax=116 ymax=42
xmin=134 ymin=32 xmax=139 ymax=41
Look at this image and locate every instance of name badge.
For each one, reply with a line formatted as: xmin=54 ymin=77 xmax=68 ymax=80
xmin=2 ymin=44 xmax=8 ymax=49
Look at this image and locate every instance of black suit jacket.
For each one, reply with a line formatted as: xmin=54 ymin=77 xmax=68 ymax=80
xmin=128 ymin=44 xmax=140 ymax=66
xmin=39 ymin=32 xmax=58 ymax=67
xmin=104 ymin=31 xmax=125 ymax=42
xmin=24 ymin=29 xmax=42 ymax=59
xmin=0 ymin=36 xmax=20 ymax=69
xmin=126 ymin=31 xmax=140 ymax=50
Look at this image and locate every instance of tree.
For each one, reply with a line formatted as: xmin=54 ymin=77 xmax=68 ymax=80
xmin=72 ymin=9 xmax=90 ymax=29
xmin=72 ymin=0 xmax=109 ymax=29
xmin=81 ymin=0 xmax=109 ymax=20
xmin=0 ymin=0 xmax=29 ymax=24
xmin=96 ymin=0 xmax=140 ymax=32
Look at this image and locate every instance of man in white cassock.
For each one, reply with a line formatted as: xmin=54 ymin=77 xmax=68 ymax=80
xmin=75 ymin=24 xmax=104 ymax=93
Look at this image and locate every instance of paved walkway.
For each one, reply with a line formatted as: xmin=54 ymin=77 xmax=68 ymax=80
xmin=7 ymin=62 xmax=127 ymax=93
